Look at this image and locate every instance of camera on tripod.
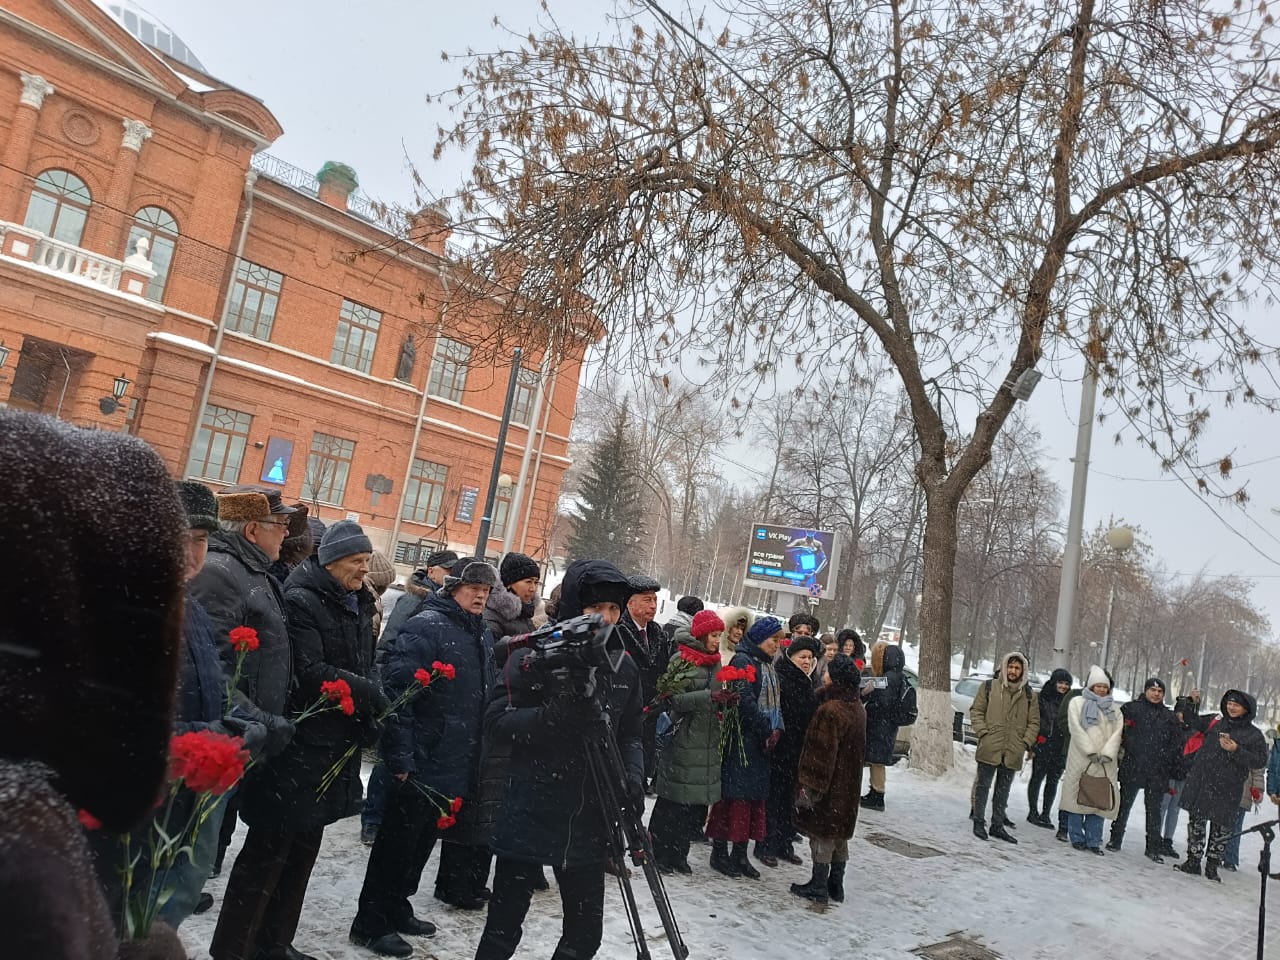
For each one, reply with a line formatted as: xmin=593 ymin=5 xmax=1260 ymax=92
xmin=493 ymin=613 xmax=626 ymax=675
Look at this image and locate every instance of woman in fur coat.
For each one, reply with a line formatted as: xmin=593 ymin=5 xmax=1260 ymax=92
xmin=1059 ymin=665 xmax=1123 ymax=854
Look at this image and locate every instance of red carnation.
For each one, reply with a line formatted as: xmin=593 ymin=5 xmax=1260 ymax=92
xmin=744 ymin=664 xmax=758 ymax=683
xmin=437 ymin=814 xmax=457 ymax=830
xmin=169 ymin=731 xmax=248 ymax=795
xmin=320 ymin=678 xmax=352 ymax=703
xmin=780 ymin=638 xmax=792 ymax=647
xmin=229 ymin=626 xmax=260 ymax=653
xmin=1036 ymin=735 xmax=1047 ymax=745
xmin=414 ymin=667 xmax=432 ymax=687
xmin=77 ymin=809 xmax=102 ymax=830
xmin=432 ymin=661 xmax=457 ymax=681
xmin=450 ymin=796 xmax=463 ymax=813
xmin=855 ymin=659 xmax=865 ymax=671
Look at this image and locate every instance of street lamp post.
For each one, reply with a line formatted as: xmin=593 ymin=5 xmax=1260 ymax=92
xmin=1097 ymin=525 xmax=1134 ymax=672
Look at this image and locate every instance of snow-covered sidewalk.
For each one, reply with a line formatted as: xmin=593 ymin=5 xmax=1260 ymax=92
xmin=181 ymin=748 xmax=1270 ymax=959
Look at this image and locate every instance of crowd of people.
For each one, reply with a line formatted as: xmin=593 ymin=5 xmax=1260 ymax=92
xmin=3 ymin=406 xmax=1274 ymax=960
xmin=968 ymin=651 xmax=1274 ymax=883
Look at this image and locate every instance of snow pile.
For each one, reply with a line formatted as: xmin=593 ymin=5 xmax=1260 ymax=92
xmin=181 ymin=760 xmax=1269 ymax=959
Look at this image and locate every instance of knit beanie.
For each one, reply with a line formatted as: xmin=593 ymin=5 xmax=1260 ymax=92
xmin=1143 ymin=677 xmax=1166 ymax=694
xmin=175 ymin=480 xmax=218 ymax=532
xmin=307 ymin=516 xmax=327 ymax=543
xmin=366 ymin=551 xmax=397 ymax=592
xmin=500 ymin=552 xmax=540 ymax=587
xmin=318 ymin=519 xmax=373 ymax=565
xmin=690 ymin=609 xmax=725 ymax=639
xmin=746 ymin=616 xmax=783 ymax=647
xmin=1085 ymin=664 xmax=1110 ymax=690
xmin=826 ymin=653 xmax=861 ymax=689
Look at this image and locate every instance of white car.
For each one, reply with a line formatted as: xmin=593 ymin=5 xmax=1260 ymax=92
xmin=951 ymin=675 xmax=992 ymax=744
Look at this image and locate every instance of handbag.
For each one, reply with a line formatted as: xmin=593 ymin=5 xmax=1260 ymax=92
xmin=1077 ymin=759 xmax=1115 ymax=809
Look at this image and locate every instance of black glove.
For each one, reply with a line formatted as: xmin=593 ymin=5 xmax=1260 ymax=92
xmin=229 ymin=694 xmax=295 ymax=757
xmin=213 ymin=716 xmax=268 ymax=758
xmin=358 ymin=715 xmax=385 ymax=748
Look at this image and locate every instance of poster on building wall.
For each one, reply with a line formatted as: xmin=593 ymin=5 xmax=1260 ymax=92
xmin=260 ymin=437 xmax=294 ymax=486
xmin=456 ymin=485 xmax=480 ymax=523
xmin=742 ymin=523 xmax=841 ymax=599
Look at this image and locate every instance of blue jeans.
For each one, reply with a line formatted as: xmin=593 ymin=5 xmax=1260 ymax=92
xmin=1067 ymin=812 xmax=1104 ymax=850
xmin=157 ymin=791 xmax=229 ymax=929
xmin=362 ymin=762 xmax=391 ymax=829
xmin=1161 ymin=779 xmax=1184 ymax=839
xmin=1224 ymin=806 xmax=1248 ymax=868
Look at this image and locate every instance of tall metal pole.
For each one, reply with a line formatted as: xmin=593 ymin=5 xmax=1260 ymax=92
xmin=475 ymin=347 xmax=523 ymax=556
xmin=1051 ymin=359 xmax=1098 ymax=672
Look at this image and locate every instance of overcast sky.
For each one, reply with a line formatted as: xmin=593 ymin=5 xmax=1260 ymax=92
xmin=125 ymin=0 xmax=1280 ymax=642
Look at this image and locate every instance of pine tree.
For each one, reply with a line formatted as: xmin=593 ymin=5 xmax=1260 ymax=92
xmin=566 ymin=405 xmax=647 ymax=572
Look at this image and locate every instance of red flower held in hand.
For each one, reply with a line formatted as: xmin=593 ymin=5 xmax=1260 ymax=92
xmin=169 ymin=731 xmax=249 ymax=795
xmin=450 ymin=796 xmax=463 ymax=813
xmin=414 ymin=667 xmax=432 ymax=687
xmin=432 ymin=660 xmax=457 ymax=681
xmin=437 ymin=814 xmax=457 ymax=830
xmin=228 ymin=626 xmax=260 ymax=653
xmin=320 ymin=679 xmax=356 ymax=715
xmin=77 ymin=809 xmax=102 ymax=830
xmin=1036 ymin=735 xmax=1047 ymax=745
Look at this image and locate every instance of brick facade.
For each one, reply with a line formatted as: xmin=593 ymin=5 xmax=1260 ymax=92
xmin=0 ymin=0 xmax=580 ymax=566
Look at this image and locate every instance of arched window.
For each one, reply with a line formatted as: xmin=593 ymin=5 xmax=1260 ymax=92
xmin=127 ymin=206 xmax=179 ymax=301
xmin=23 ymin=170 xmax=91 ymax=246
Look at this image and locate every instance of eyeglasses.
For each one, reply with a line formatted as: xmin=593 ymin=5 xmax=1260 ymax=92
xmin=255 ymin=519 xmax=291 ymax=529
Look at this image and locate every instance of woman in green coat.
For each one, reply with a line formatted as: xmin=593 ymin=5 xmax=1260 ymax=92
xmin=648 ymin=610 xmax=727 ymax=873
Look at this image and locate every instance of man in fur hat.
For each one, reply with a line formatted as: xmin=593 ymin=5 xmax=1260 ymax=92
xmin=616 ymin=574 xmax=670 ymax=787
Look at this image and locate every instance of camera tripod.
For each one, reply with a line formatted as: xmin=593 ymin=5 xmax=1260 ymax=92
xmin=1222 ymin=817 xmax=1280 ymax=960
xmin=582 ymin=713 xmax=689 ymax=960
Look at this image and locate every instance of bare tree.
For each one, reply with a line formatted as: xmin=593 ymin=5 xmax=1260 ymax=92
xmin=433 ymin=0 xmax=1280 ymax=773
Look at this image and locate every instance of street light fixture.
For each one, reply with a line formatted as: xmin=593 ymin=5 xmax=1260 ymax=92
xmin=0 ymin=340 xmax=10 ymax=370
xmin=99 ymin=372 xmax=131 ymax=415
xmin=1098 ymin=524 xmax=1134 ymax=671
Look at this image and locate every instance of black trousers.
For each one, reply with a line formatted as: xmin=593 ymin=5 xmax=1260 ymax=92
xmin=352 ymin=778 xmax=441 ymax=937
xmin=648 ymin=798 xmax=707 ymax=866
xmin=209 ymin=825 xmax=324 ymax=960
xmin=764 ymin=763 xmax=798 ymax=853
xmin=1027 ymin=754 xmax=1064 ymax=817
xmin=435 ymin=841 xmax=492 ymax=899
xmin=213 ymin=786 xmax=242 ymax=872
xmin=971 ymin=761 xmax=1015 ymax=825
xmin=641 ymin=712 xmax=658 ymax=784
xmin=1112 ymin=771 xmax=1167 ymax=845
xmin=474 ymin=857 xmax=605 ymax=960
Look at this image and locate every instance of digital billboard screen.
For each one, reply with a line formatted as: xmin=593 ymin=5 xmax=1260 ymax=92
xmin=742 ymin=523 xmax=840 ymax=598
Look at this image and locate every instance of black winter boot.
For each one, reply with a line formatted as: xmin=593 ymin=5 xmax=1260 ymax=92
xmin=1105 ymin=829 xmax=1123 ymax=852
xmin=1144 ymin=840 xmax=1165 ymax=864
xmin=972 ymin=820 xmax=989 ymax=841
xmin=709 ymin=840 xmax=739 ymax=877
xmin=989 ymin=824 xmax=1018 ymax=844
xmin=1055 ymin=827 xmax=1069 ymax=843
xmin=1174 ymin=857 xmax=1202 ymax=876
xmin=1162 ymin=838 xmax=1179 ymax=859
xmin=789 ymin=863 xmax=831 ymax=904
xmin=861 ymin=789 xmax=885 ymax=811
xmin=1204 ymin=860 xmax=1222 ymax=882
xmin=730 ymin=842 xmax=760 ymax=879
xmin=827 ymin=861 xmax=846 ymax=903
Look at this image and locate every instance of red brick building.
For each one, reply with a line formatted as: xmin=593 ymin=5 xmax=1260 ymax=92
xmin=0 ymin=0 xmax=583 ymax=566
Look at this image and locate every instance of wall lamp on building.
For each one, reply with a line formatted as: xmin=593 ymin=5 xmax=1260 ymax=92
xmin=99 ymin=373 xmax=131 ymax=415
xmin=0 ymin=340 xmax=10 ymax=370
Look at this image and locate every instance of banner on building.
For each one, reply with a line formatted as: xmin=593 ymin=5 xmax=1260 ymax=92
xmin=742 ymin=523 xmax=840 ymax=599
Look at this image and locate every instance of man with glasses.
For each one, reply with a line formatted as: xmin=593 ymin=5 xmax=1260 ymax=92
xmin=191 ymin=487 xmax=301 ymax=886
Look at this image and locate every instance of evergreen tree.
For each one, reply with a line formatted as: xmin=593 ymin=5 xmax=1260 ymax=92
xmin=566 ymin=405 xmax=647 ymax=572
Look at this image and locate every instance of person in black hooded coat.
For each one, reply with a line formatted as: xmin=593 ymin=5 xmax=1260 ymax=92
xmin=474 ymin=559 xmax=644 ymax=960
xmin=1026 ymin=668 xmax=1072 ymax=828
xmin=862 ymin=642 xmax=915 ymax=811
xmin=1175 ymin=689 xmax=1269 ymax=881
xmin=759 ymin=635 xmax=819 ymax=866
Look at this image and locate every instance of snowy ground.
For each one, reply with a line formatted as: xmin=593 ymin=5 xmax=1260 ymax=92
xmin=182 ymin=748 xmax=1276 ymax=960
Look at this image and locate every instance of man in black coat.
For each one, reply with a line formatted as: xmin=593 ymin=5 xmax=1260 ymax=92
xmin=351 ymin=557 xmax=499 ymax=958
xmin=615 ymin=574 xmax=670 ymax=786
xmin=1107 ymin=677 xmax=1181 ymax=860
xmin=213 ymin=521 xmax=385 ymax=960
xmin=474 ymin=559 xmax=644 ymax=960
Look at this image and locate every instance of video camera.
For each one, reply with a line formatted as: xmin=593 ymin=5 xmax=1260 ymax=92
xmin=492 ymin=613 xmax=626 ymax=676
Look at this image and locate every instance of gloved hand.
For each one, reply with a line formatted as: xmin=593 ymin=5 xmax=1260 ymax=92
xmin=795 ymin=787 xmax=819 ymax=810
xmin=213 ymin=715 xmax=268 ymax=757
xmin=260 ymin=713 xmax=296 ymax=757
xmin=764 ymin=730 xmax=782 ymax=754
xmin=710 ymin=690 xmax=740 ymax=706
xmin=1087 ymin=753 xmax=1101 ymax=763
xmin=358 ymin=715 xmax=385 ymax=748
xmin=627 ymin=779 xmax=646 ymax=812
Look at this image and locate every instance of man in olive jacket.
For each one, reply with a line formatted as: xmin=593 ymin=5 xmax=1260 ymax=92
xmin=970 ymin=652 xmax=1040 ymax=843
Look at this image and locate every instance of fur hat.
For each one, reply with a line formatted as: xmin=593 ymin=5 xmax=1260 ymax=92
xmin=445 ymin=556 xmax=501 ymax=592
xmin=307 ymin=516 xmax=327 ymax=543
xmin=787 ymin=635 xmax=821 ymax=659
xmin=500 ymin=552 xmax=540 ymax=587
xmin=690 ymin=609 xmax=725 ymax=638
xmin=0 ymin=410 xmax=185 ymax=830
xmin=284 ymin=501 xmax=310 ymax=539
xmin=425 ymin=550 xmax=458 ymax=570
xmin=827 ymin=653 xmax=862 ymax=688
xmin=176 ymin=480 xmax=219 ymax=532
xmin=318 ymin=520 xmax=373 ymax=565
xmin=216 ymin=491 xmax=271 ymax=521
xmin=628 ymin=574 xmax=661 ymax=595
xmin=746 ymin=616 xmax=783 ymax=647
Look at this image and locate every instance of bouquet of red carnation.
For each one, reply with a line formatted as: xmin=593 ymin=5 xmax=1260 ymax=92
xmin=407 ymin=780 xmax=464 ymax=830
xmin=225 ymin=625 xmax=260 ymax=702
xmin=715 ymin=663 xmax=757 ymax=766
xmin=293 ymin=677 xmax=356 ymax=722
xmin=108 ymin=729 xmax=249 ymax=939
xmin=317 ymin=661 xmax=457 ymax=797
